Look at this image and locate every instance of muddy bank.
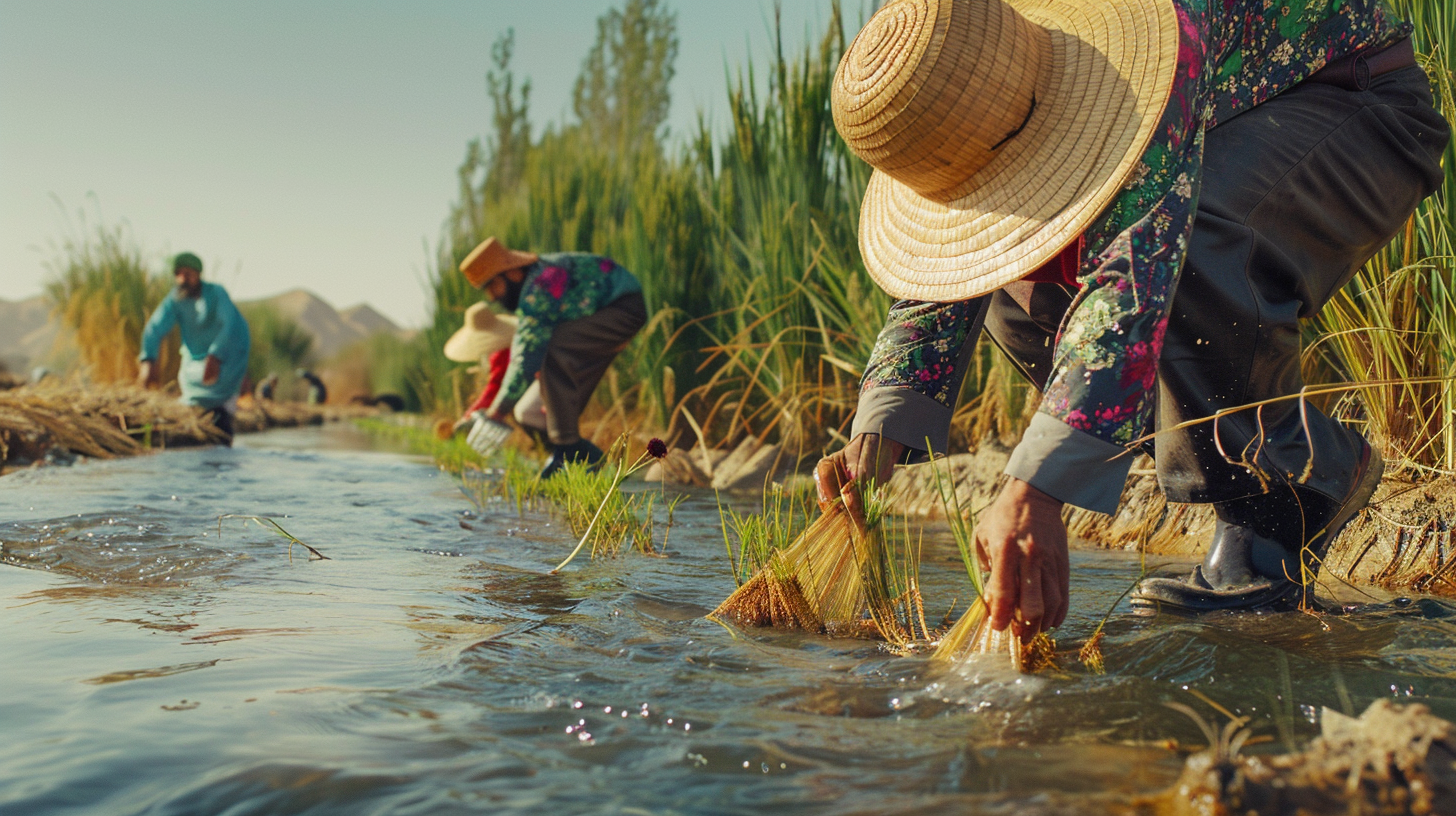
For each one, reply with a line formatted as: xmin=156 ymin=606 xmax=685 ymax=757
xmin=875 ymin=445 xmax=1456 ymax=601
xmin=0 ymin=381 xmax=376 ymax=472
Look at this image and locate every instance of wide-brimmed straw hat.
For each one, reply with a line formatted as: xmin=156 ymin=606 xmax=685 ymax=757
xmin=832 ymin=0 xmax=1178 ymax=302
xmin=444 ymin=302 xmax=518 ymax=362
xmin=459 ymin=237 xmax=538 ymax=289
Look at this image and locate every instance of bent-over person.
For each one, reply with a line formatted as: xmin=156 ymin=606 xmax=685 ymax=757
xmin=816 ymin=0 xmax=1449 ymax=633
xmin=459 ymin=237 xmax=647 ymax=478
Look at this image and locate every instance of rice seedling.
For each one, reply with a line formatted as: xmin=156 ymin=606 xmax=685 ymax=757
xmin=550 ymin=436 xmax=671 ymax=572
xmin=712 ymin=479 xmax=929 ymax=643
xmin=216 ymin=514 xmax=328 ymax=561
xmin=924 ymin=449 xmax=1057 ymax=670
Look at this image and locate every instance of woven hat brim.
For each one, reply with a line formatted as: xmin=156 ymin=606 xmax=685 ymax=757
xmin=858 ymin=0 xmax=1179 ymax=302
xmin=443 ymin=314 xmax=518 ymax=363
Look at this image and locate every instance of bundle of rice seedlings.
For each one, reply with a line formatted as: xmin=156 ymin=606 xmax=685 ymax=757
xmin=925 ymin=449 xmax=1054 ymax=670
xmin=712 ymin=485 xmax=905 ymax=637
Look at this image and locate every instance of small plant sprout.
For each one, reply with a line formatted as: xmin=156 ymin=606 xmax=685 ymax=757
xmin=550 ymin=438 xmax=669 ymax=573
xmin=217 ymin=515 xmax=328 ymax=561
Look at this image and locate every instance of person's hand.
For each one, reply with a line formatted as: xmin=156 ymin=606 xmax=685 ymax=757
xmin=974 ymin=478 xmax=1069 ymax=637
xmin=814 ymin=433 xmax=906 ymax=526
xmin=485 ymin=408 xmax=510 ymax=424
xmin=202 ymin=355 xmax=221 ymax=386
xmin=136 ymin=360 xmax=156 ymax=388
xmin=452 ymin=413 xmax=477 ymax=435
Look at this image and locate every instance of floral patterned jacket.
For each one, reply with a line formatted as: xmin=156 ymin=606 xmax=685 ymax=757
xmin=854 ymin=0 xmax=1409 ymax=513
xmin=489 ymin=253 xmax=642 ymax=413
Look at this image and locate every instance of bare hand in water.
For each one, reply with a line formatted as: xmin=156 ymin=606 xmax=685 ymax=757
xmin=974 ymin=478 xmax=1069 ymax=636
xmin=814 ymin=433 xmax=906 ymax=525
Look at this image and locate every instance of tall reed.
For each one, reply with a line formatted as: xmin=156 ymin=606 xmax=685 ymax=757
xmin=44 ymin=221 xmax=177 ymax=384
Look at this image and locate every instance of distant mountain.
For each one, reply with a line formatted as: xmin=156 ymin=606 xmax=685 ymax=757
xmin=244 ymin=289 xmax=411 ymax=360
xmin=0 ymin=295 xmax=60 ymax=375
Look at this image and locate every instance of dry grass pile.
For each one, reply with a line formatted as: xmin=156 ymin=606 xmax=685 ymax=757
xmin=0 ymin=381 xmax=368 ymax=470
xmin=0 ymin=386 xmax=148 ymax=463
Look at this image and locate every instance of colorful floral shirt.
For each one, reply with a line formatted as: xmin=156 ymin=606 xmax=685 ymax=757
xmin=857 ymin=0 xmax=1408 ymax=512
xmin=489 ymin=253 xmax=642 ymax=412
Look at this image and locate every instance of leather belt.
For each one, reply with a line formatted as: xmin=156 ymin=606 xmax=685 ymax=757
xmin=1305 ymin=37 xmax=1415 ymax=91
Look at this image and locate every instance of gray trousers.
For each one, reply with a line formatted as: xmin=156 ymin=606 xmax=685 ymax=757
xmin=986 ymin=65 xmax=1448 ymax=506
xmin=540 ymin=293 xmax=647 ymax=446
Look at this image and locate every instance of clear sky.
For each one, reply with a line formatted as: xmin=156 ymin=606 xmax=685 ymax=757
xmin=0 ymin=1 xmax=850 ymax=328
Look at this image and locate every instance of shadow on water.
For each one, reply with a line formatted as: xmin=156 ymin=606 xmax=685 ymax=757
xmin=2 ymin=424 xmax=1455 ymax=814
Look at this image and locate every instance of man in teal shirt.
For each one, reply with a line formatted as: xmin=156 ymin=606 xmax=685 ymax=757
xmin=138 ymin=252 xmax=251 ymax=443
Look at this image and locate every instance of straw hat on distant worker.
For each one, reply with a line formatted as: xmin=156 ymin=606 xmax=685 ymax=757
xmin=444 ymin=302 xmax=517 ymax=363
xmin=459 ymin=237 xmax=539 ymax=289
xmin=831 ymin=0 xmax=1178 ymax=302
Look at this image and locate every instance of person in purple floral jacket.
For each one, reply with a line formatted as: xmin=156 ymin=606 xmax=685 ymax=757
xmin=458 ymin=237 xmax=647 ymax=478
xmin=818 ymin=0 xmax=1448 ymax=629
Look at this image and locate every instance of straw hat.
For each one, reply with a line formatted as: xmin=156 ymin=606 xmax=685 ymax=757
xmin=459 ymin=237 xmax=538 ymax=289
xmin=832 ymin=0 xmax=1179 ymax=301
xmin=444 ymin=302 xmax=518 ymax=362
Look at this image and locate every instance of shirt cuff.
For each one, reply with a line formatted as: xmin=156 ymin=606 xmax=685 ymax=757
xmin=850 ymin=386 xmax=952 ymax=460
xmin=1005 ymin=412 xmax=1134 ymax=514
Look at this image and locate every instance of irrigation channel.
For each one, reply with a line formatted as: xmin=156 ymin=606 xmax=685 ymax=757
xmin=3 ymin=424 xmax=1456 ymax=815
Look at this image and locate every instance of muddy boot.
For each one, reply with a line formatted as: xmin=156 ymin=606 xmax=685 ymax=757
xmin=1132 ymin=444 xmax=1383 ymax=615
xmin=538 ymin=439 xmax=605 ymax=480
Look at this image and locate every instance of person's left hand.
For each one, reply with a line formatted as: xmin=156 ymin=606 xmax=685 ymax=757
xmin=485 ymin=408 xmax=510 ymax=424
xmin=202 ymin=355 xmax=221 ymax=386
xmin=974 ymin=477 xmax=1070 ymax=637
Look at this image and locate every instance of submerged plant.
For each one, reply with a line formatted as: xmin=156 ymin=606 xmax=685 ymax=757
xmin=217 ymin=515 xmax=328 ymax=561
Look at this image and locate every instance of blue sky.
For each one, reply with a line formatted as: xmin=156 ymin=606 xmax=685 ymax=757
xmin=0 ymin=1 xmax=851 ymax=327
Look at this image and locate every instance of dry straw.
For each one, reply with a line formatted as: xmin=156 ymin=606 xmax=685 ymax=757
xmin=712 ymin=486 xmax=930 ymax=642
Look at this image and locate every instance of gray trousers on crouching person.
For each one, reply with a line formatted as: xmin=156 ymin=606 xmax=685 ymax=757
xmin=986 ymin=65 xmax=1448 ymax=508
xmin=540 ymin=293 xmax=648 ymax=446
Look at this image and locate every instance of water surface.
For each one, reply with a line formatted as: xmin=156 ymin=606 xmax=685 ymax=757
xmin=4 ymin=425 xmax=1454 ymax=815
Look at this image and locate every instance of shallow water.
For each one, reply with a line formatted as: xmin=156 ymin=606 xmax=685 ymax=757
xmin=3 ymin=425 xmax=1455 ymax=815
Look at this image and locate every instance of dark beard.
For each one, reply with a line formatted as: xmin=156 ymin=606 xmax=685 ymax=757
xmin=497 ymin=277 xmax=524 ymax=312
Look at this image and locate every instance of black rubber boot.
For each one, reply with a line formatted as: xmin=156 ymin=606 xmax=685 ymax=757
xmin=538 ymin=439 xmax=605 ymax=480
xmin=1131 ymin=444 xmax=1383 ymax=615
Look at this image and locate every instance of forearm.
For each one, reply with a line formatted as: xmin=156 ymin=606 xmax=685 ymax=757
xmin=853 ymin=296 xmax=988 ymax=457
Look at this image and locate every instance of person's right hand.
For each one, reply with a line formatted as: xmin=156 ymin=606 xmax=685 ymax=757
xmin=452 ymin=412 xmax=478 ymax=435
xmin=814 ymin=433 xmax=906 ymax=525
xmin=136 ymin=360 xmax=155 ymax=388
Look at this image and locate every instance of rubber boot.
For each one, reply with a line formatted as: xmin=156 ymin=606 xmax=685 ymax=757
xmin=539 ymin=439 xmax=605 ymax=480
xmin=1132 ymin=443 xmax=1383 ymax=615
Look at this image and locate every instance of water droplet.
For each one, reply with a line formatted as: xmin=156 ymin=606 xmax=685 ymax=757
xmin=603 ymin=706 xmax=612 ymax=714
xmin=1300 ymin=704 xmax=1317 ymax=723
xmin=683 ymin=723 xmax=691 ymax=731
xmin=761 ymin=763 xmax=770 ymax=773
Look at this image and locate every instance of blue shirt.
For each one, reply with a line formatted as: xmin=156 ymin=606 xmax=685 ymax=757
xmin=139 ymin=281 xmax=251 ymax=409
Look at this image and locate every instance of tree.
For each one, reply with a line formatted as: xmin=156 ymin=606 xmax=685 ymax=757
xmin=484 ymin=29 xmax=532 ymax=201
xmin=572 ymin=0 xmax=678 ymax=158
